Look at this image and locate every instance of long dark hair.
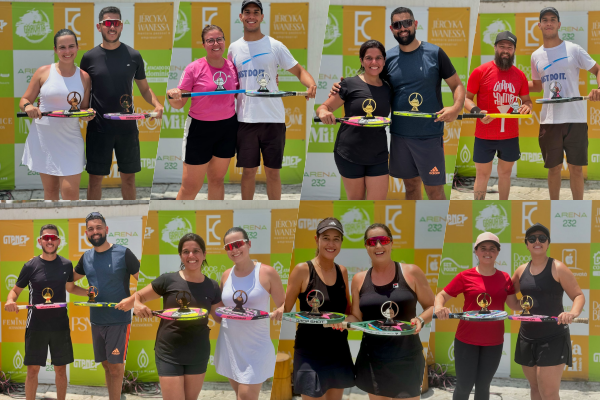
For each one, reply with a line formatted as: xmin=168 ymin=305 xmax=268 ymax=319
xmin=178 ymin=233 xmax=208 ymax=270
xmin=315 ymin=217 xmax=343 ymax=256
xmin=357 ymin=40 xmax=386 ymax=75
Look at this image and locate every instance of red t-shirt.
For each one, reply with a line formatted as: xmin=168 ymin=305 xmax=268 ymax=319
xmin=467 ymin=61 xmax=529 ymax=140
xmin=443 ymin=268 xmax=515 ymax=346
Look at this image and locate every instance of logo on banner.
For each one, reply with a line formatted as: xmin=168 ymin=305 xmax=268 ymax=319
xmin=205 ymin=215 xmax=222 ymax=246
xmin=354 ymin=11 xmax=372 ymax=46
xmin=475 ymin=204 xmax=509 ymax=235
xmin=444 ymin=121 xmax=461 ymax=143
xmin=562 ymin=249 xmax=587 ymax=277
xmin=340 ymin=208 xmax=370 ymax=242
xmin=324 ymin=12 xmax=341 ymax=47
xmin=0 ymin=20 xmax=8 ymax=32
xmin=594 ymin=353 xmax=600 ymax=363
xmin=138 ymin=348 xmax=149 ymax=368
xmin=13 ymin=351 xmax=24 ymax=370
xmin=385 ymin=205 xmax=402 ymax=240
xmin=5 ymin=274 xmax=18 ymax=290
xmin=3 ymin=235 xmax=29 ymax=246
xmin=447 ymin=214 xmax=468 ymax=227
xmin=15 ymin=9 xmax=52 ymax=43
xmin=174 ymin=8 xmax=190 ymax=41
xmin=282 ymin=156 xmax=302 ymax=168
xmin=522 ymin=202 xmax=538 ymax=233
xmin=202 ymin=7 xmax=218 ymax=27
xmin=459 ymin=144 xmax=471 ymax=164
xmin=273 ymin=261 xmax=289 ymax=283
xmin=65 ymin=8 xmax=82 ymax=40
xmin=441 ymin=257 xmax=469 ymax=274
xmin=514 ymin=253 xmax=530 ymax=268
xmin=298 ymin=218 xmax=321 ymax=231
xmin=565 ymin=341 xmax=582 ymax=372
xmin=431 ymin=19 xmax=466 ymax=39
xmin=310 ymin=125 xmax=335 ymax=144
xmin=525 ymin=18 xmax=541 ymax=47
xmin=36 ymin=225 xmax=67 ymax=253
xmin=138 ymin=270 xmax=157 ymax=284
xmin=203 ymin=264 xmax=226 ymax=282
xmin=521 ymin=152 xmax=544 ymax=163
xmin=448 ymin=341 xmax=455 ymax=361
xmin=138 ymin=14 xmax=170 ymax=32
xmin=426 ymin=255 xmax=441 ymax=285
xmin=71 ymin=316 xmax=90 ymax=331
xmin=161 ymin=217 xmax=193 ymax=248
xmin=285 ymin=107 xmax=303 ymax=129
xmin=482 ymin=20 xmax=512 ymax=48
xmin=592 ymin=252 xmax=600 ymax=276
xmin=389 ymin=178 xmax=406 ymax=194
xmin=145 ymin=226 xmax=155 ymax=239
xmin=73 ymin=359 xmax=99 ymax=370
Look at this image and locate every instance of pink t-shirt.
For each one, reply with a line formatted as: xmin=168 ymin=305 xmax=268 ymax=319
xmin=178 ymin=57 xmax=239 ymax=121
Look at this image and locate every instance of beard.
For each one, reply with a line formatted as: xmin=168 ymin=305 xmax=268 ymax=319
xmin=101 ymin=30 xmax=121 ymax=43
xmin=394 ymin=30 xmax=416 ymax=46
xmin=89 ymin=233 xmax=107 ymax=247
xmin=495 ymin=52 xmax=515 ymax=70
xmin=42 ymin=246 xmax=58 ymax=256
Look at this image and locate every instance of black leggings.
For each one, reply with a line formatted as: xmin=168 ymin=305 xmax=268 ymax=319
xmin=453 ymin=338 xmax=503 ymax=400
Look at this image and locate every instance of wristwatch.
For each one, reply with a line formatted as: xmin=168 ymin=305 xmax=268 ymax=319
xmin=416 ymin=316 xmax=425 ymax=326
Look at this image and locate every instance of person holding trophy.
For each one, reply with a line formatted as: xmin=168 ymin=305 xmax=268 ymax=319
xmin=166 ymin=24 xmax=239 ymax=200
xmin=282 ymin=218 xmax=354 ymax=400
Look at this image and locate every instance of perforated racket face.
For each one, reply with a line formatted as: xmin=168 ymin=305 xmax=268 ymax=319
xmin=156 ymin=308 xmax=208 ymax=321
xmin=536 ymin=97 xmax=584 ymax=104
xmin=47 ymin=109 xmax=95 ymax=118
xmin=393 ymin=111 xmax=437 ymax=118
xmin=74 ymin=301 xmax=118 ymax=307
xmin=508 ymin=314 xmax=550 ymax=322
xmin=352 ymin=320 xmax=416 ymax=335
xmin=461 ymin=310 xmax=507 ymax=321
xmin=343 ymin=116 xmax=391 ymax=127
xmin=282 ymin=311 xmax=345 ymax=324
xmin=216 ymin=306 xmax=270 ymax=321
xmin=244 ymin=91 xmax=305 ymax=98
xmin=34 ymin=302 xmax=68 ymax=309
xmin=103 ymin=113 xmax=157 ymax=120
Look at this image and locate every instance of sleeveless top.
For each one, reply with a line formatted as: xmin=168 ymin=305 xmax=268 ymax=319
xmin=22 ymin=63 xmax=85 ymax=176
xmin=214 ymin=262 xmax=276 ymax=384
xmin=519 ymin=258 xmax=569 ymax=341
xmin=294 ymin=261 xmax=349 ymax=355
xmin=359 ymin=262 xmax=423 ymax=357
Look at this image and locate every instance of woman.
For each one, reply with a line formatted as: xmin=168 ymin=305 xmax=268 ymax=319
xmin=316 ymin=40 xmax=391 ymax=200
xmin=512 ymin=223 xmax=584 ymax=400
xmin=214 ymin=227 xmax=285 ymax=400
xmin=434 ymin=232 xmax=520 ymax=400
xmin=132 ymin=233 xmax=222 ymax=400
xmin=166 ymin=25 xmax=239 ymax=200
xmin=20 ymin=29 xmax=93 ymax=200
xmin=283 ymin=218 xmax=354 ymax=400
xmin=334 ymin=223 xmax=433 ymax=400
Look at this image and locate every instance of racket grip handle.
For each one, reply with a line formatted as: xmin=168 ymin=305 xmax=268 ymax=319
xmin=17 ymin=305 xmax=28 ymax=310
xmin=168 ymin=93 xmax=192 ymax=99
xmin=17 ymin=112 xmax=29 ymax=118
xmin=574 ymin=318 xmax=588 ymax=324
xmin=323 ymin=322 xmax=349 ymax=329
xmin=313 ymin=117 xmax=322 ymax=122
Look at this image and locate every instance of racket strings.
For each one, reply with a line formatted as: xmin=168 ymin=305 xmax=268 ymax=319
xmin=0 ymin=371 xmax=25 ymax=398
xmin=122 ymin=371 xmax=161 ymax=397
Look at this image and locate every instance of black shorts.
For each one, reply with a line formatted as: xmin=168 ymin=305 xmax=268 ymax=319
xmin=334 ymin=152 xmax=389 ymax=179
xmin=389 ymin=135 xmax=446 ymax=186
xmin=514 ymin=333 xmax=572 ymax=367
xmin=86 ymin=131 xmax=141 ymax=176
xmin=236 ymin=122 xmax=286 ymax=169
xmin=293 ymin=349 xmax=355 ymax=397
xmin=474 ymin=137 xmax=521 ymax=163
xmin=91 ymin=324 xmax=131 ymax=364
xmin=538 ymin=123 xmax=588 ymax=168
xmin=24 ymin=329 xmax=74 ymax=366
xmin=155 ymin=355 xmax=208 ymax=376
xmin=183 ymin=115 xmax=238 ymax=165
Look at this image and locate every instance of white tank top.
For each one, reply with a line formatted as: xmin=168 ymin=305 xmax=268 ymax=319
xmin=214 ymin=262 xmax=276 ymax=384
xmin=22 ymin=64 xmax=85 ymax=176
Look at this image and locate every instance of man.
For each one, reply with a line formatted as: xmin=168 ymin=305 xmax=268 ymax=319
xmin=529 ymin=7 xmax=600 ymax=200
xmin=465 ymin=31 xmax=532 ymax=200
xmin=4 ymin=225 xmax=88 ymax=400
xmin=73 ymin=212 xmax=139 ymax=400
xmin=81 ymin=6 xmax=164 ymax=200
xmin=228 ymin=0 xmax=317 ymax=200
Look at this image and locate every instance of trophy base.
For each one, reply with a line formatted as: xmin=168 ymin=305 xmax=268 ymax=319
xmin=551 ymin=95 xmax=561 ymax=99
xmin=215 ymin=87 xmax=226 ymax=91
xmin=257 ymin=88 xmax=270 ymax=93
xmin=520 ymin=311 xmax=532 ymax=315
xmin=232 ymin=306 xmax=246 ymax=313
xmin=382 ymin=318 xmax=397 ymax=326
xmin=411 ymin=107 xmax=419 ymax=111
xmin=478 ymin=309 xmax=491 ymax=314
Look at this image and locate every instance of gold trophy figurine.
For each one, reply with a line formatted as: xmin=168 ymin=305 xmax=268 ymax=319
xmin=120 ymin=94 xmax=132 ymax=113
xmin=408 ymin=92 xmax=423 ymax=112
xmin=87 ymin=286 xmax=98 ymax=303
xmin=67 ymin=91 xmax=82 ymax=111
xmin=232 ymin=290 xmax=248 ymax=313
xmin=476 ymin=292 xmax=492 ymax=314
xmin=362 ymin=99 xmax=376 ymax=119
xmin=42 ymin=287 xmax=54 ymax=304
xmin=381 ymin=301 xmax=399 ymax=326
xmin=176 ymin=291 xmax=191 ymax=311
xmin=306 ymin=289 xmax=324 ymax=315
xmin=519 ymin=295 xmax=534 ymax=315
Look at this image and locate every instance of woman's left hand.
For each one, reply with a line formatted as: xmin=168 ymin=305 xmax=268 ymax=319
xmin=410 ymin=317 xmax=422 ymax=334
xmin=556 ymin=312 xmax=576 ymax=325
xmin=80 ymin=109 xmax=96 ymax=122
xmin=270 ymin=306 xmax=283 ymax=321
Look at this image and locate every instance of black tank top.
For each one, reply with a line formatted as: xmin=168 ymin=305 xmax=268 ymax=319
xmin=519 ymin=258 xmax=569 ymax=341
xmin=294 ymin=261 xmax=350 ymax=355
xmin=358 ymin=262 xmax=422 ymax=357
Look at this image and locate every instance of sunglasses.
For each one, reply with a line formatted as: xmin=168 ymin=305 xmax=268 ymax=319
xmin=224 ymin=239 xmax=248 ymax=251
xmin=39 ymin=234 xmax=59 ymax=242
xmin=100 ymin=19 xmax=122 ymax=28
xmin=365 ymin=236 xmax=392 ymax=247
xmin=526 ymin=234 xmax=548 ymax=244
xmin=392 ymin=19 xmax=414 ymax=30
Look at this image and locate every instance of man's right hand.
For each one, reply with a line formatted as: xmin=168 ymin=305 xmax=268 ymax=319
xmin=4 ymin=301 xmax=19 ymax=313
xmin=480 ymin=110 xmax=494 ymax=124
xmin=328 ymin=77 xmax=345 ymax=97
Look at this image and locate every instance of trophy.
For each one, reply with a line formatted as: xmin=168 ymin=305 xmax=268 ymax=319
xmin=550 ymin=81 xmax=562 ymax=99
xmin=306 ymin=289 xmax=325 ymax=316
xmin=362 ymin=99 xmax=376 ymax=119
xmin=381 ymin=300 xmax=400 ymax=326
xmin=67 ymin=91 xmax=82 ymax=111
xmin=476 ymin=293 xmax=492 ymax=314
xmin=519 ymin=295 xmax=533 ymax=315
xmin=509 ymin=97 xmax=523 ymax=114
xmin=120 ymin=94 xmax=132 ymax=114
xmin=42 ymin=287 xmax=54 ymax=304
xmin=88 ymin=286 xmax=99 ymax=302
xmin=232 ymin=290 xmax=249 ymax=313
xmin=213 ymin=71 xmax=227 ymax=91
xmin=256 ymin=72 xmax=271 ymax=93
xmin=409 ymin=92 xmax=423 ymax=112
xmin=176 ymin=291 xmax=192 ymax=311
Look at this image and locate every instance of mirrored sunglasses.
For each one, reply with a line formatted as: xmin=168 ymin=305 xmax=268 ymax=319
xmin=40 ymin=234 xmax=59 ymax=241
xmin=365 ymin=236 xmax=392 ymax=247
xmin=101 ymin=19 xmax=122 ymax=28
xmin=224 ymin=239 xmax=248 ymax=251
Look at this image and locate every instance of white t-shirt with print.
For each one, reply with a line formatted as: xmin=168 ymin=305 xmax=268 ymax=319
xmin=530 ymin=40 xmax=596 ymax=124
xmin=227 ymin=35 xmax=298 ymax=123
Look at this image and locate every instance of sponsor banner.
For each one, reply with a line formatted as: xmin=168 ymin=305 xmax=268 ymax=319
xmin=270 ymin=3 xmax=308 ymax=49
xmin=134 ymin=3 xmax=174 ymax=50
xmin=342 ymin=6 xmax=385 ymax=56
xmin=428 ymin=8 xmax=470 ymax=58
xmin=54 ymin=3 xmax=94 ymax=50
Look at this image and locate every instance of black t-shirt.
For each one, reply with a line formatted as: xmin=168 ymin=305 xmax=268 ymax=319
xmin=335 ymin=75 xmax=391 ymax=165
xmin=80 ymin=43 xmax=146 ymax=134
xmin=15 ymin=255 xmax=74 ymax=331
xmin=151 ymin=272 xmax=222 ymax=364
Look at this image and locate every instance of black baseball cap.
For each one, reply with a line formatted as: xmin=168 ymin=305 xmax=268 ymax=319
xmin=495 ymin=31 xmax=517 ymax=47
xmin=525 ymin=223 xmax=550 ymax=242
xmin=241 ymin=0 xmax=263 ymax=13
xmin=316 ymin=218 xmax=344 ymax=236
xmin=540 ymin=7 xmax=560 ymax=21
xmin=85 ymin=211 xmax=106 ymax=224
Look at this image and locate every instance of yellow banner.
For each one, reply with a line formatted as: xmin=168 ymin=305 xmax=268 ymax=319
xmin=134 ymin=2 xmax=174 ymax=50
xmin=428 ymin=8 xmax=470 ymax=58
xmin=270 ymin=3 xmax=308 ymax=49
xmin=191 ymin=2 xmax=230 ymax=49
xmin=53 ymin=3 xmax=95 ymax=50
xmin=342 ymin=6 xmax=385 ymax=56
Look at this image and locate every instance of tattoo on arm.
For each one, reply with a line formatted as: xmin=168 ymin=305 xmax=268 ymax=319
xmin=474 ymin=191 xmax=486 ymax=200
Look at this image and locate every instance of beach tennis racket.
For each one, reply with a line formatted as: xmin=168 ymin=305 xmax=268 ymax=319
xmin=324 ymin=319 xmax=417 ymax=336
xmin=17 ymin=109 xmax=95 ymax=118
xmin=103 ymin=112 xmax=159 ymax=120
xmin=216 ymin=306 xmax=271 ymax=321
xmin=313 ymin=116 xmax=391 ymax=127
xmin=151 ymin=307 xmax=208 ymax=321
xmin=508 ymin=314 xmax=588 ymax=324
xmin=17 ymin=302 xmax=68 ymax=310
xmin=282 ymin=311 xmax=346 ymax=324
xmin=393 ymin=111 xmax=531 ymax=119
xmin=433 ymin=310 xmax=508 ymax=321
xmin=536 ymin=96 xmax=588 ymax=104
